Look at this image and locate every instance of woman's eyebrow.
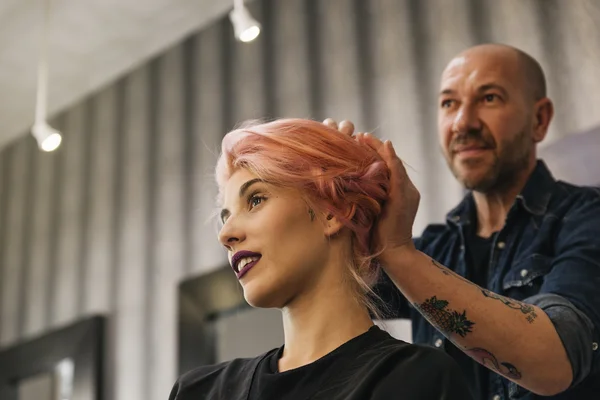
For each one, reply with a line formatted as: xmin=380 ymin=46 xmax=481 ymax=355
xmin=220 ymin=178 xmax=266 ymax=222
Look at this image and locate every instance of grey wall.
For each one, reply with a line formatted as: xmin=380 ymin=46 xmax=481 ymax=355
xmin=1 ymin=1 xmax=600 ymax=400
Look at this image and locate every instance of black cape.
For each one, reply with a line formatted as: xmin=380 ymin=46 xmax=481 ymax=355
xmin=169 ymin=326 xmax=473 ymax=400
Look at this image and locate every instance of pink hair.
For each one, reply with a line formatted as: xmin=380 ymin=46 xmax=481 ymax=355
xmin=216 ymin=119 xmax=390 ymax=302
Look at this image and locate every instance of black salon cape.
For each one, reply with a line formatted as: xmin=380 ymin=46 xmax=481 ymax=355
xmin=169 ymin=326 xmax=472 ymax=400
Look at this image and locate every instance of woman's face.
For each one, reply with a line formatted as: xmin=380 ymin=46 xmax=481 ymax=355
xmin=218 ymin=168 xmax=336 ymax=308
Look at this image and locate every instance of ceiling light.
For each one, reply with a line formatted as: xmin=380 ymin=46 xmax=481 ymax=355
xmin=32 ymin=0 xmax=62 ymax=152
xmin=32 ymin=122 xmax=62 ymax=152
xmin=229 ymin=0 xmax=261 ymax=43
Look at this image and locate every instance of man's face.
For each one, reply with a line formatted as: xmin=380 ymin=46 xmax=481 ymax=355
xmin=437 ymin=51 xmax=535 ymax=192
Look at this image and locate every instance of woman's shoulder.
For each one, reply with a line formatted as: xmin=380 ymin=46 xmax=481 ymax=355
xmin=315 ymin=332 xmax=474 ymax=400
xmin=376 ymin=343 xmax=474 ymax=399
xmin=348 ymin=330 xmax=473 ymax=399
xmin=362 ymin=328 xmax=454 ymax=366
xmin=168 ymin=348 xmax=278 ymax=400
xmin=364 ymin=329 xmax=465 ymax=374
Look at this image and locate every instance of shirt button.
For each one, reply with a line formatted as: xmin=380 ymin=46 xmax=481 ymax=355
xmin=434 ymin=338 xmax=443 ymax=348
xmin=593 ymin=342 xmax=598 ymax=351
xmin=497 ymin=241 xmax=506 ymax=249
xmin=492 ymin=395 xmax=501 ymax=400
xmin=520 ymin=269 xmax=528 ymax=278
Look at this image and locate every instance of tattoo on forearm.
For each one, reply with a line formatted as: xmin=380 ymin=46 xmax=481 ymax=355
xmin=431 ymin=259 xmax=476 ymax=287
xmin=431 ymin=258 xmax=452 ymax=275
xmin=414 ymin=296 xmax=475 ymax=337
xmin=430 ymin=259 xmax=537 ymax=323
xmin=464 ymin=346 xmax=522 ymax=380
xmin=427 ymin=259 xmax=525 ymax=379
xmin=481 ymin=289 xmax=538 ymax=323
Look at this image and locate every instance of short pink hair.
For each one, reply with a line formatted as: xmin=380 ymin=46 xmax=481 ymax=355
xmin=216 ymin=119 xmax=390 ymax=300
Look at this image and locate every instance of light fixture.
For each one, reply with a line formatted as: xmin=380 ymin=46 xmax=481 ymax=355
xmin=229 ymin=0 xmax=261 ymax=43
xmin=32 ymin=0 xmax=62 ymax=152
xmin=32 ymin=122 xmax=62 ymax=152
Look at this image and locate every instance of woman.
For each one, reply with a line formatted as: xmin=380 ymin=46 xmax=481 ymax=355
xmin=169 ymin=119 xmax=472 ymax=400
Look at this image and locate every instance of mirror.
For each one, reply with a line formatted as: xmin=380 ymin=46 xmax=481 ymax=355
xmin=0 ymin=316 xmax=104 ymax=400
xmin=17 ymin=358 xmax=74 ymax=400
xmin=18 ymin=372 xmax=55 ymax=400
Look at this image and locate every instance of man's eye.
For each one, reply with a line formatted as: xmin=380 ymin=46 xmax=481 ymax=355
xmin=483 ymin=94 xmax=498 ymax=103
xmin=441 ymin=99 xmax=454 ymax=108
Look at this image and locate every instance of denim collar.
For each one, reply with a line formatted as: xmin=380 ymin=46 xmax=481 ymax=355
xmin=446 ymin=160 xmax=557 ymax=227
xmin=515 ymin=160 xmax=556 ymax=215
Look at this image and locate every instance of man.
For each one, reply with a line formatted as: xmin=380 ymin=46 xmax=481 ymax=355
xmin=325 ymin=43 xmax=600 ymax=399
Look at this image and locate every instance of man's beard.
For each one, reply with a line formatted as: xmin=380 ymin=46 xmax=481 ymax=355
xmin=447 ymin=128 xmax=531 ymax=193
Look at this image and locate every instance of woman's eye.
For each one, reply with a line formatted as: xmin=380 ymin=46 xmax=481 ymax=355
xmin=249 ymin=195 xmax=265 ymax=208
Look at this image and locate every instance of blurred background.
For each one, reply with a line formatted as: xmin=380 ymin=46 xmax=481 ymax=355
xmin=0 ymin=0 xmax=599 ymax=399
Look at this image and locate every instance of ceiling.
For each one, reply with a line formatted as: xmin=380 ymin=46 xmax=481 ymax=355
xmin=0 ymin=0 xmax=233 ymax=151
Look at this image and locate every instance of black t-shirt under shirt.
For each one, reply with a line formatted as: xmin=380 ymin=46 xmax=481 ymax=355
xmin=445 ymin=226 xmax=497 ymax=400
xmin=169 ymin=325 xmax=474 ymax=400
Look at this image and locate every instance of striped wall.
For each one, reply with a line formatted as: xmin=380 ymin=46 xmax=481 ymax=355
xmin=1 ymin=1 xmax=600 ymax=400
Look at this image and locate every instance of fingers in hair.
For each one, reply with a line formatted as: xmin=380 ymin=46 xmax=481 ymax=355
xmin=338 ymin=120 xmax=355 ymax=136
xmin=322 ymin=118 xmax=338 ymax=131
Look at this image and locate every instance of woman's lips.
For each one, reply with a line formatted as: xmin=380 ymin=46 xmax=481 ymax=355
xmin=237 ymin=258 xmax=260 ymax=279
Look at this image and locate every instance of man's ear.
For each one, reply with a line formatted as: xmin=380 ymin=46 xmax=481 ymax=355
xmin=532 ymin=97 xmax=554 ymax=143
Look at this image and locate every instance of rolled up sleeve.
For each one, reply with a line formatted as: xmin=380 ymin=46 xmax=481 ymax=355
xmin=529 ymin=193 xmax=600 ymax=386
xmin=526 ymin=293 xmax=595 ymax=387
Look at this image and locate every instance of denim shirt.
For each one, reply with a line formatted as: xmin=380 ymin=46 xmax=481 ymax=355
xmin=377 ymin=161 xmax=600 ymax=399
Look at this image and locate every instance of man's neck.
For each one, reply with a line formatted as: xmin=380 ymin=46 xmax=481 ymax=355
xmin=278 ymin=276 xmax=373 ymax=372
xmin=472 ymin=161 xmax=536 ymax=238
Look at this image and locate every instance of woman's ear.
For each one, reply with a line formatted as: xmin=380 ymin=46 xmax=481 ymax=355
xmin=323 ymin=213 xmax=345 ymax=237
xmin=322 ymin=205 xmax=355 ymax=237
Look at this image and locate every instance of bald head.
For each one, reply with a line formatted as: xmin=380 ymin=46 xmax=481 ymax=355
xmin=437 ymin=43 xmax=554 ymax=193
xmin=450 ymin=43 xmax=547 ymax=102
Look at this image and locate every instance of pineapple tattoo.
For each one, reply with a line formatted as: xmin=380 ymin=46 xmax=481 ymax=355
xmin=415 ymin=296 xmax=475 ymax=337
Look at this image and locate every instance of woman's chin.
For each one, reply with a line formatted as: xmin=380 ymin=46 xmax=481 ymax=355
xmin=243 ymin=283 xmax=287 ymax=309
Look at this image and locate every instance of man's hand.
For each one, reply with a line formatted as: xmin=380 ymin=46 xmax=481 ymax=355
xmin=322 ymin=118 xmax=421 ymax=264
xmin=323 ymin=118 xmax=356 ymax=137
xmin=322 ymin=119 xmax=576 ymax=396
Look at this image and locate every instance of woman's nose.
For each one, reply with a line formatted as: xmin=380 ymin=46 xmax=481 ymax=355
xmin=218 ymin=217 xmax=246 ymax=250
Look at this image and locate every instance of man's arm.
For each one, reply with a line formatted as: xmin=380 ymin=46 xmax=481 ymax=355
xmin=381 ymin=247 xmax=572 ymax=395
xmin=331 ymin=127 xmax=599 ymax=396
